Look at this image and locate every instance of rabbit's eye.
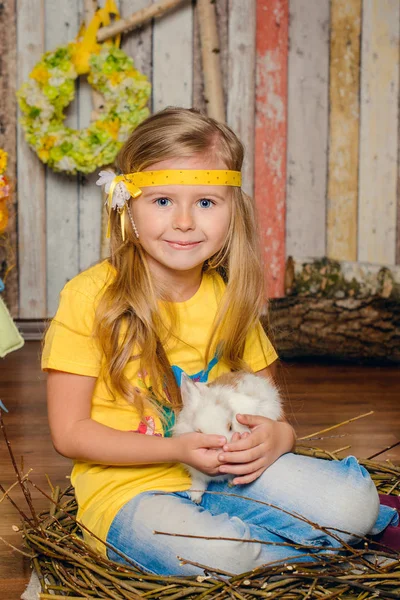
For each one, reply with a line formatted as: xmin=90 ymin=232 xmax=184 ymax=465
xmin=227 ymin=423 xmax=232 ymax=431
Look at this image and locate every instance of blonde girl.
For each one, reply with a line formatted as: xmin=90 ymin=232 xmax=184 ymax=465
xmin=43 ymin=107 xmax=397 ymax=575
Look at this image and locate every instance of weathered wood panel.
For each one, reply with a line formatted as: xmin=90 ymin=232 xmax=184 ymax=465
xmin=17 ymin=0 xmax=47 ymax=318
xmin=105 ymin=0 xmax=153 ymax=261
xmin=398 ymin=103 xmax=400 ymax=264
xmin=11 ymin=0 xmax=400 ymax=317
xmin=193 ymin=4 xmax=207 ymax=115
xmin=398 ymin=128 xmax=400 ymax=264
xmin=0 ymin=0 xmax=18 ymax=316
xmin=255 ymin=0 xmax=288 ymax=299
xmin=358 ymin=0 xmax=399 ymax=265
xmin=152 ymin=0 xmax=193 ymax=111
xmin=286 ymin=0 xmax=330 ymax=257
xmin=227 ymin=0 xmax=256 ymax=196
xmin=121 ymin=0 xmax=153 ymax=84
xmin=45 ymin=1 xmax=80 ymax=316
xmin=327 ymin=0 xmax=361 ymax=262
xmin=75 ymin=2 xmax=102 ymax=276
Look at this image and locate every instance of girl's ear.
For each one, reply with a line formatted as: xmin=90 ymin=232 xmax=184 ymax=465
xmin=180 ymin=373 xmax=201 ymax=406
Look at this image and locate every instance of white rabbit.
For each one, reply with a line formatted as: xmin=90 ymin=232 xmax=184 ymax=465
xmin=172 ymin=371 xmax=283 ymax=503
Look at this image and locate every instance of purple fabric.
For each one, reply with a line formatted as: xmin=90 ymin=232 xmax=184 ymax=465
xmin=379 ymin=494 xmax=400 ymax=511
xmin=375 ymin=495 xmax=400 ymax=552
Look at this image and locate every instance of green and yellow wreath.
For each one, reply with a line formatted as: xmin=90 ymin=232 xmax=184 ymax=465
xmin=17 ymin=1 xmax=151 ymax=175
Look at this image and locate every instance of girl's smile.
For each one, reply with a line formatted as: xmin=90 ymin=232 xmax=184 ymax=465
xmin=164 ymin=240 xmax=203 ymax=249
xmin=131 ymin=155 xmax=232 ymax=288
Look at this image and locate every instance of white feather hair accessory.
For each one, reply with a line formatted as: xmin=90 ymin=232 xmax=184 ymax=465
xmin=96 ymin=169 xmax=130 ymax=210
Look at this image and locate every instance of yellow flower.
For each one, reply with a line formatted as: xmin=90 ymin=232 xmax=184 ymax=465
xmin=0 ymin=199 xmax=8 ymax=234
xmin=40 ymin=135 xmax=57 ymax=150
xmin=0 ymin=149 xmax=8 ymax=175
xmin=69 ymin=39 xmax=100 ymax=76
xmin=95 ymin=118 xmax=120 ymax=140
xmin=109 ymin=71 xmax=123 ymax=85
xmin=38 ymin=148 xmax=50 ymax=162
xmin=30 ymin=64 xmax=50 ymax=85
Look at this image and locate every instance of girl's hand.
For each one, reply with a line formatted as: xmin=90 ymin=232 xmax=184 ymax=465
xmin=217 ymin=415 xmax=296 ymax=485
xmin=174 ymin=432 xmax=227 ymax=476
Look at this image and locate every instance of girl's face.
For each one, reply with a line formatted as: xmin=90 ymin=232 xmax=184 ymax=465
xmin=131 ymin=155 xmax=232 ymax=282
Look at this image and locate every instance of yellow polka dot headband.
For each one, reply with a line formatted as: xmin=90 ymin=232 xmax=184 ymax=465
xmin=96 ymin=169 xmax=242 ymax=240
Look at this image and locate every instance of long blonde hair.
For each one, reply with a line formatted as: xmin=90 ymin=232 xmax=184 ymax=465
xmin=95 ymin=107 xmax=266 ymax=416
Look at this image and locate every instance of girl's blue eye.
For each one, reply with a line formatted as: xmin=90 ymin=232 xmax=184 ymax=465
xmin=156 ymin=197 xmax=171 ymax=207
xmin=198 ymin=198 xmax=214 ymax=208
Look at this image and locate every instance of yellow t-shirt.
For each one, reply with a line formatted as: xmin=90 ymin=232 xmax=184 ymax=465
xmin=42 ymin=261 xmax=278 ymax=555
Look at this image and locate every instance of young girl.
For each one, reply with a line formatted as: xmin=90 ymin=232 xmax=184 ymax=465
xmin=43 ymin=107 xmax=397 ymax=576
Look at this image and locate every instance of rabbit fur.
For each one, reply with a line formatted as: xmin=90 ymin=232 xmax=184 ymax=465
xmin=172 ymin=371 xmax=283 ymax=503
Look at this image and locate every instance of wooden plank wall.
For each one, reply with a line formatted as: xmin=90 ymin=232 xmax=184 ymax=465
xmin=255 ymin=0 xmax=288 ymax=298
xmin=358 ymin=0 xmax=399 ymax=265
xmin=0 ymin=0 xmax=18 ymax=316
xmin=327 ymin=0 xmax=361 ymax=262
xmin=45 ymin=1 xmax=80 ymax=318
xmin=6 ymin=0 xmax=400 ymax=317
xmin=17 ymin=0 xmax=46 ymax=318
xmin=286 ymin=0 xmax=330 ymax=259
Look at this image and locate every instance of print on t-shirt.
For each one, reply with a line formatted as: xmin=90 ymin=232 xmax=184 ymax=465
xmin=134 ymin=349 xmax=220 ymax=437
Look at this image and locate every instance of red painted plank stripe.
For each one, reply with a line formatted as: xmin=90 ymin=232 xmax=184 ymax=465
xmin=255 ymin=0 xmax=288 ymax=298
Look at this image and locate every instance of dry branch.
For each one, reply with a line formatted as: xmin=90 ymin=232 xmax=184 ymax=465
xmin=1 ymin=412 xmax=400 ymax=598
xmin=96 ymin=0 xmax=190 ymax=42
xmin=197 ymin=0 xmax=225 ymax=121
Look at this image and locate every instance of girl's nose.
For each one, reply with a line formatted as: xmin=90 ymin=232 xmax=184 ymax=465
xmin=172 ymin=207 xmax=195 ymax=231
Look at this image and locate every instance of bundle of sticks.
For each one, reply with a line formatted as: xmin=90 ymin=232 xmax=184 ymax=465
xmin=1 ymin=409 xmax=399 ymax=599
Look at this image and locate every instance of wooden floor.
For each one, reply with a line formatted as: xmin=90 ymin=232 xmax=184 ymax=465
xmin=0 ymin=341 xmax=399 ymax=598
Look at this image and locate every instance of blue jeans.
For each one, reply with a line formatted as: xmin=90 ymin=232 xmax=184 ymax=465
xmin=106 ymin=453 xmax=398 ymax=575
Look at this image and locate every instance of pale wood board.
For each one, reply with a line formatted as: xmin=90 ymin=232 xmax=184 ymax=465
xmin=398 ymin=76 xmax=400 ymax=265
xmin=254 ymin=0 xmax=288 ymax=299
xmin=398 ymin=44 xmax=400 ymax=267
xmin=76 ymin=1 xmax=103 ymax=277
xmin=112 ymin=0 xmax=154 ymax=259
xmin=0 ymin=0 xmax=18 ymax=315
xmin=17 ymin=0 xmax=47 ymax=318
xmin=358 ymin=0 xmax=400 ymax=265
xmin=285 ymin=0 xmax=330 ymax=257
xmin=193 ymin=2 xmax=207 ymax=114
xmin=120 ymin=0 xmax=153 ymax=85
xmin=45 ymin=0 xmax=80 ymax=316
xmin=152 ymin=0 xmax=193 ymax=111
xmin=216 ymin=0 xmax=229 ymax=114
xmin=227 ymin=0 xmax=256 ymax=196
xmin=327 ymin=0 xmax=361 ymax=262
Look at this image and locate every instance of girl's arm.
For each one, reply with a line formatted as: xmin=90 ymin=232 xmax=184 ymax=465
xmin=47 ymin=370 xmax=225 ymax=473
xmin=218 ymin=364 xmax=297 ymax=484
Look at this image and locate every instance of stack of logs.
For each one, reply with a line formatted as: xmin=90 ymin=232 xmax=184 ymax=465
xmin=265 ymin=257 xmax=400 ymax=364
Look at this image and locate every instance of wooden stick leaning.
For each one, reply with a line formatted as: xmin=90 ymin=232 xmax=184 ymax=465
xmin=96 ymin=0 xmax=190 ymax=42
xmin=197 ymin=0 xmax=225 ymax=121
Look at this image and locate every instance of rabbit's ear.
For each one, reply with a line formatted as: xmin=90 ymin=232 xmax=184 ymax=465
xmin=180 ymin=373 xmax=202 ymax=406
